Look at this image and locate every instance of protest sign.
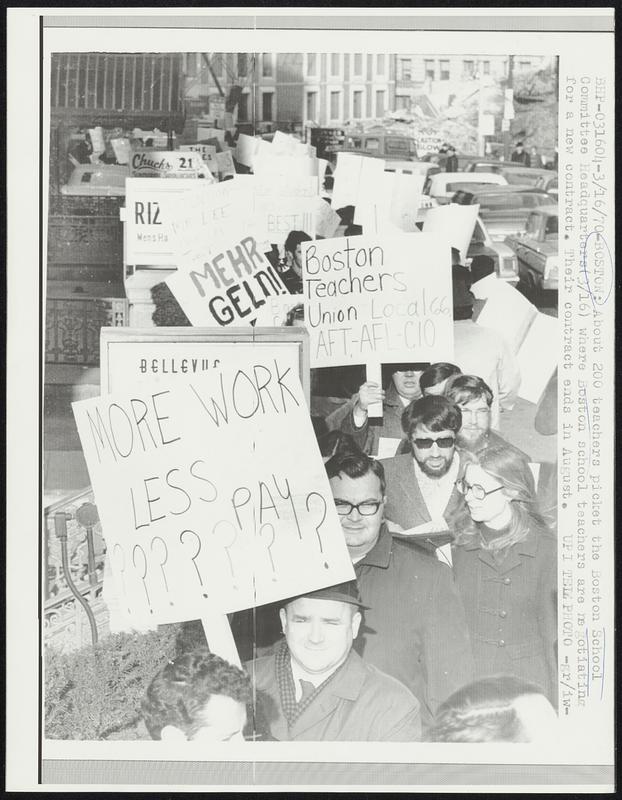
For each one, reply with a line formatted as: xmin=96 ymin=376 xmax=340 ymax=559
xmin=215 ymin=149 xmax=236 ymax=180
xmin=110 ymin=137 xmax=131 ymax=165
xmin=72 ymin=357 xmax=353 ymax=628
xmin=130 ymin=150 xmax=214 ymax=180
xmin=330 ymin=152 xmax=361 ymax=210
xmin=354 ymin=171 xmax=395 ymax=234
xmin=125 ymin=178 xmax=208 ymax=267
xmin=253 ymin=175 xmax=319 ymax=247
xmin=167 ymin=176 xmax=256 ymax=263
xmin=390 ymin=171 xmax=425 ymax=232
xmin=302 ymin=233 xmax=453 ymax=368
xmin=179 ymin=143 xmax=218 ymax=173
xmin=208 ymin=95 xmax=226 ymax=121
xmin=235 ymin=133 xmax=259 ymax=167
xmin=132 ymin=128 xmax=171 ymax=148
xmin=314 ymin=197 xmax=341 ymax=239
xmin=89 ymin=126 xmax=106 ymax=156
xmin=167 ymin=232 xmax=292 ymax=327
xmin=423 ymin=203 xmax=479 ymax=264
xmin=198 ymin=126 xmax=225 ymax=143
xmin=252 ymin=152 xmax=320 ymax=179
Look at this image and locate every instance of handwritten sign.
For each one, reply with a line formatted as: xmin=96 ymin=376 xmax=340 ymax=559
xmin=180 ymin=143 xmax=218 ymax=173
xmin=167 ymin=232 xmax=292 ymax=327
xmin=235 ymin=133 xmax=259 ymax=167
xmin=302 ymin=233 xmax=454 ymax=368
xmin=130 ymin=150 xmax=214 ymax=180
xmin=73 ymin=360 xmax=354 ymax=626
xmin=423 ymin=203 xmax=480 ymax=264
xmin=253 ymin=175 xmax=319 ymax=247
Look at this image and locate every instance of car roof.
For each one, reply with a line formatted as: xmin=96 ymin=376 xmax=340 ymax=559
xmin=526 ymin=204 xmax=559 ymax=215
xmin=463 ymin=185 xmax=548 ymax=195
xmin=431 ymin=171 xmax=507 ymax=184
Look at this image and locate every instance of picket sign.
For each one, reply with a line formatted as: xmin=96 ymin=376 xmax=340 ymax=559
xmin=423 ymin=203 xmax=480 ymax=264
xmin=365 ymin=359 xmax=383 ymax=419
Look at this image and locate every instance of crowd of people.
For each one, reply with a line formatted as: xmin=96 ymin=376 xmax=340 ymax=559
xmin=137 ymin=168 xmax=559 ymax=744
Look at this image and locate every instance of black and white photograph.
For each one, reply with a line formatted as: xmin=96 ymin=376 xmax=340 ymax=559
xmin=6 ymin=8 xmax=615 ymax=792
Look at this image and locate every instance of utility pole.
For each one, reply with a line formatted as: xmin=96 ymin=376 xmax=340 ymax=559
xmin=503 ymin=54 xmax=514 ymax=161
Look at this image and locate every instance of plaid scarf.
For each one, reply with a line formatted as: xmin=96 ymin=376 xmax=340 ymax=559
xmin=275 ymin=641 xmax=343 ymax=729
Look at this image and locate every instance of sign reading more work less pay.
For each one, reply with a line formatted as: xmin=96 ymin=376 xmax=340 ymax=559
xmin=302 ymin=233 xmax=454 ymax=367
xmin=72 ymin=360 xmax=354 ymax=626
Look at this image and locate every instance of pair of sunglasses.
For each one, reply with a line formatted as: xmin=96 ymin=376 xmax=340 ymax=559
xmin=412 ymin=436 xmax=455 ymax=450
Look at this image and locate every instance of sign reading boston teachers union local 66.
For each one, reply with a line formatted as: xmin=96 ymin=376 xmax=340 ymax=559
xmin=302 ymin=233 xmax=454 ymax=368
xmin=72 ymin=361 xmax=354 ymax=626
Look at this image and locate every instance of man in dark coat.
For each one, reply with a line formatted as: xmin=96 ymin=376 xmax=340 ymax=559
xmin=325 ymin=450 xmax=474 ymax=727
xmin=444 ymin=145 xmax=459 ymax=172
xmin=511 ymin=141 xmax=531 ymax=166
xmin=250 ymin=582 xmax=422 ymax=741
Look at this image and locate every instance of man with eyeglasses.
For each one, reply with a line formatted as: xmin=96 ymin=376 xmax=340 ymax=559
xmin=325 ymin=449 xmax=474 ymax=729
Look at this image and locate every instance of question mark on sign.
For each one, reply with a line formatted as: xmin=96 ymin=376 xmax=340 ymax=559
xmin=259 ymin=522 xmax=277 ymax=581
xmin=180 ymin=529 xmax=208 ymax=598
xmin=305 ymin=492 xmax=329 ymax=569
xmin=211 ymin=520 xmax=239 ymax=589
xmin=132 ymin=544 xmax=152 ymax=613
xmin=112 ymin=543 xmax=132 ymax=614
xmin=151 ymin=536 xmax=174 ymax=606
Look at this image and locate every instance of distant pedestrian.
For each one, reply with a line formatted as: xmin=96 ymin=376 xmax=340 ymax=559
xmin=510 ymin=141 xmax=531 ymax=167
xmin=444 ymin=146 xmax=458 ymax=172
xmin=529 ymin=146 xmax=544 ymax=168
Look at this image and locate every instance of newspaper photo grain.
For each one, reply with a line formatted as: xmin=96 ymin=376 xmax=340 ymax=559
xmin=6 ymin=6 xmax=615 ymax=792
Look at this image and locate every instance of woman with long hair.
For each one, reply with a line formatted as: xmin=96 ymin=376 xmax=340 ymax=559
xmin=451 ymin=445 xmax=557 ymax=705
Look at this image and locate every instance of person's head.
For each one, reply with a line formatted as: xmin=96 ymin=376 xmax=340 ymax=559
xmin=445 ymin=374 xmax=494 ymax=450
xmin=430 ymin=675 xmax=558 ymax=742
xmin=530 ymin=145 xmax=538 ymax=155
xmin=318 ymin=430 xmax=363 ymax=463
xmin=456 ymin=445 xmax=544 ymax=549
xmin=419 ymin=362 xmax=462 ymax=396
xmin=326 ymin=451 xmax=386 ymax=558
xmin=515 ymin=141 xmax=524 ymax=152
xmin=447 ymin=145 xmax=456 ymax=155
xmin=142 ymin=649 xmax=251 ymax=741
xmin=401 ymin=396 xmax=462 ymax=477
xmin=391 ymin=365 xmax=424 ymax=401
xmin=280 ymin=583 xmax=363 ymax=675
xmin=284 ymin=230 xmax=312 ymax=277
xmin=470 ymin=254 xmax=496 ymax=284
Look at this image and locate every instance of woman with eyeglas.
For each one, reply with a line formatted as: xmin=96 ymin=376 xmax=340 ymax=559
xmin=450 ymin=445 xmax=558 ymax=706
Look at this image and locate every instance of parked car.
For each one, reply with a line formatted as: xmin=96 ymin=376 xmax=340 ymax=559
xmin=504 ymin=205 xmax=559 ymax=296
xmin=60 ymin=164 xmax=129 ymax=196
xmin=451 ymin=186 xmax=556 ymax=240
xmin=384 ymin=160 xmax=441 ymax=180
xmin=467 ymin=216 xmax=519 ymax=284
xmin=424 ymin=172 xmax=508 ymax=203
xmin=534 ymin=173 xmax=559 ymax=200
xmin=465 ymin=161 xmax=555 ymax=187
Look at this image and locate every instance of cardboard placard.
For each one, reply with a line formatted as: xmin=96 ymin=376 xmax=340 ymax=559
xmin=423 ymin=203 xmax=480 ymax=265
xmin=179 ymin=143 xmax=218 ymax=173
xmin=110 ymin=137 xmax=131 ymax=165
xmin=167 ymin=232 xmax=292 ymax=327
xmin=302 ymin=233 xmax=454 ymax=368
xmin=198 ymin=126 xmax=225 ymax=143
xmin=314 ymin=197 xmax=341 ymax=239
xmin=130 ymin=150 xmax=214 ymax=180
xmin=73 ymin=357 xmax=354 ymax=627
xmin=235 ymin=133 xmax=259 ymax=167
xmin=215 ymin=150 xmax=236 ymax=180
xmin=253 ymin=175 xmax=319 ymax=247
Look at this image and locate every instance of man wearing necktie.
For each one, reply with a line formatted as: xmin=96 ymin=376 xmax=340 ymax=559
xmin=325 ymin=449 xmax=474 ymax=731
xmin=250 ymin=582 xmax=421 ymax=741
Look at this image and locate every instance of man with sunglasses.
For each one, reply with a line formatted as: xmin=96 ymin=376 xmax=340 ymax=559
xmin=381 ymin=396 xmax=469 ymax=549
xmin=325 ymin=449 xmax=473 ymax=730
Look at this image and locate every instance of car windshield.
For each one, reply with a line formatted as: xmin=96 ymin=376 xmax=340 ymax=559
xmin=544 ymin=215 xmax=558 ymax=235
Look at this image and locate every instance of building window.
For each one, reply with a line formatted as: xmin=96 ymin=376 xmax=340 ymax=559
xmin=518 ymin=60 xmax=532 ymax=71
xmin=376 ymin=54 xmax=385 ymax=74
xmin=399 ymin=58 xmax=412 ymax=81
xmin=262 ymin=53 xmax=273 ymax=78
xmin=463 ymin=60 xmax=475 ymax=78
xmin=353 ymin=53 xmax=363 ymax=76
xmin=238 ymin=53 xmax=248 ymax=78
xmin=238 ymin=92 xmax=249 ymax=122
xmin=424 ymin=59 xmax=435 ymax=80
xmin=352 ymin=90 xmax=363 ymax=119
xmin=331 ymin=53 xmax=340 ymax=76
xmin=482 ymin=60 xmax=490 ymax=75
xmin=375 ymin=89 xmax=386 ymax=117
xmin=262 ymin=92 xmax=273 ymax=121
xmin=439 ymin=59 xmax=450 ymax=80
xmin=306 ymin=53 xmax=317 ymax=76
xmin=306 ymin=90 xmax=318 ymax=121
xmin=330 ymin=90 xmax=341 ymax=120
